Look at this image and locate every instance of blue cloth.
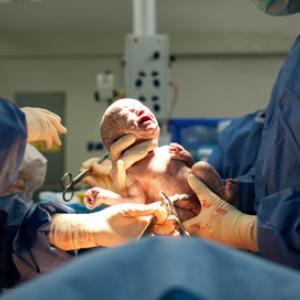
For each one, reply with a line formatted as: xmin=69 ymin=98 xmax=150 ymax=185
xmin=251 ymin=0 xmax=300 ymax=15
xmin=1 ymin=237 xmax=300 ymax=300
xmin=0 ymin=194 xmax=74 ymax=288
xmin=0 ymin=99 xmax=74 ymax=288
xmin=255 ymin=34 xmax=300 ymax=267
xmin=0 ymin=99 xmax=26 ymax=194
xmin=208 ymin=35 xmax=300 ymax=268
xmin=208 ymin=110 xmax=264 ymax=214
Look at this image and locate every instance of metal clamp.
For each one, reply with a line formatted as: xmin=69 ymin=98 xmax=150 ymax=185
xmin=60 ymin=153 xmax=109 ymax=202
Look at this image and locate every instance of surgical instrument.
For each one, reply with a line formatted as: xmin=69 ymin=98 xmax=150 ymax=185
xmin=136 ymin=215 xmax=156 ymax=239
xmin=160 ymin=191 xmax=189 ymax=237
xmin=61 ymin=153 xmax=110 ymax=202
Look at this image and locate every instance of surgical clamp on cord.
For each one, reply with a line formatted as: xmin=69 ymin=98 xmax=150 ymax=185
xmin=60 ymin=153 xmax=110 ymax=202
xmin=160 ymin=191 xmax=189 ymax=237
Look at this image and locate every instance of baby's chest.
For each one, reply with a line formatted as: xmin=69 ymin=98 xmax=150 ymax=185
xmin=126 ymin=149 xmax=189 ymax=198
xmin=128 ymin=149 xmax=178 ymax=180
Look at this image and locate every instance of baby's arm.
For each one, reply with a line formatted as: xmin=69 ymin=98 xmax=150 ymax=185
xmin=84 ymin=187 xmax=127 ymax=209
xmin=84 ymin=181 xmax=147 ymax=210
xmin=168 ymin=143 xmax=194 ymax=167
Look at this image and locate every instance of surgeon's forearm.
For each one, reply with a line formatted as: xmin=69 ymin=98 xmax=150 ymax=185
xmin=49 ymin=213 xmax=109 ymax=250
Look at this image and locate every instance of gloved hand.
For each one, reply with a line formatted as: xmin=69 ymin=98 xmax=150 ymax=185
xmin=81 ymin=134 xmax=157 ymax=193
xmin=183 ymin=174 xmax=258 ymax=252
xmin=83 ymin=187 xmax=184 ymax=236
xmin=49 ymin=202 xmax=167 ymax=250
xmin=112 ymin=136 xmax=158 ymax=195
xmin=21 ymin=107 xmax=67 ymax=149
xmin=152 ymin=215 xmax=185 ymax=236
xmin=81 ymin=157 xmax=116 ymax=192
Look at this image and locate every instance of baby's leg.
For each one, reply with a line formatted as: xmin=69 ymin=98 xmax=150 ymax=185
xmin=191 ymin=161 xmax=238 ymax=205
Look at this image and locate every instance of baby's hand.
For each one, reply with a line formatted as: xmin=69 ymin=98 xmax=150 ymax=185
xmin=84 ymin=187 xmax=103 ymax=209
xmin=168 ymin=143 xmax=194 ymax=167
xmin=84 ymin=187 xmax=123 ymax=209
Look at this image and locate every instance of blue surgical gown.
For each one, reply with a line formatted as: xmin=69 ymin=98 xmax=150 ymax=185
xmin=0 ymin=98 xmax=73 ymax=288
xmin=209 ymin=35 xmax=300 ymax=268
xmin=1 ymin=237 xmax=300 ymax=300
xmin=208 ymin=110 xmax=265 ymax=214
xmin=251 ymin=0 xmax=300 ymax=15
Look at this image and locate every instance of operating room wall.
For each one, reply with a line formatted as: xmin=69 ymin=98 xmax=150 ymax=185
xmin=0 ymin=57 xmax=121 ymax=175
xmin=0 ymin=54 xmax=284 ymax=174
xmin=170 ymin=55 xmax=284 ymax=118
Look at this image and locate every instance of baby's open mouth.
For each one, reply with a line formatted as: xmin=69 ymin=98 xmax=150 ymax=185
xmin=138 ymin=115 xmax=157 ymax=129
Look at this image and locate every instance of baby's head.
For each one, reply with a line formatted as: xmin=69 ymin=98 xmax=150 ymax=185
xmin=100 ymin=98 xmax=160 ymax=150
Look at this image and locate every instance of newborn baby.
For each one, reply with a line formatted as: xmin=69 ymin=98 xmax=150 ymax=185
xmin=85 ymin=99 xmax=237 ymax=222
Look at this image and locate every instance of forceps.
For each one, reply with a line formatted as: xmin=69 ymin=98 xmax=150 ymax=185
xmin=60 ymin=153 xmax=110 ymax=202
xmin=160 ymin=191 xmax=189 ymax=237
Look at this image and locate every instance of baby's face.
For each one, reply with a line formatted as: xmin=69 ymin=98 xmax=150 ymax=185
xmin=101 ymin=99 xmax=160 ymax=150
xmin=120 ymin=100 xmax=158 ymax=132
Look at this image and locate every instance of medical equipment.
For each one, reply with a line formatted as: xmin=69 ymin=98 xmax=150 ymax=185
xmin=169 ymin=118 xmax=232 ymax=161
xmin=138 ymin=215 xmax=156 ymax=238
xmin=124 ymin=35 xmax=170 ymax=121
xmin=124 ymin=0 xmax=170 ymax=123
xmin=95 ymin=71 xmax=114 ymax=103
xmin=60 ymin=153 xmax=109 ymax=202
xmin=160 ymin=191 xmax=189 ymax=237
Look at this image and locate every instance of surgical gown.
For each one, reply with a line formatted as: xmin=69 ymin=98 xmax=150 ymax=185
xmin=251 ymin=0 xmax=300 ymax=15
xmin=0 ymin=98 xmax=73 ymax=289
xmin=209 ymin=35 xmax=300 ymax=268
xmin=208 ymin=110 xmax=265 ymax=215
xmin=1 ymin=237 xmax=300 ymax=300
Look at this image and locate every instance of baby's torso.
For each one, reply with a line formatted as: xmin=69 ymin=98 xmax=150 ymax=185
xmin=126 ymin=145 xmax=193 ymax=203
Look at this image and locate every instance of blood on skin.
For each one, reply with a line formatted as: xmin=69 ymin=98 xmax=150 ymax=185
xmin=201 ymin=199 xmax=211 ymax=208
xmin=190 ymin=223 xmax=201 ymax=231
xmin=86 ymin=189 xmax=100 ymax=207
